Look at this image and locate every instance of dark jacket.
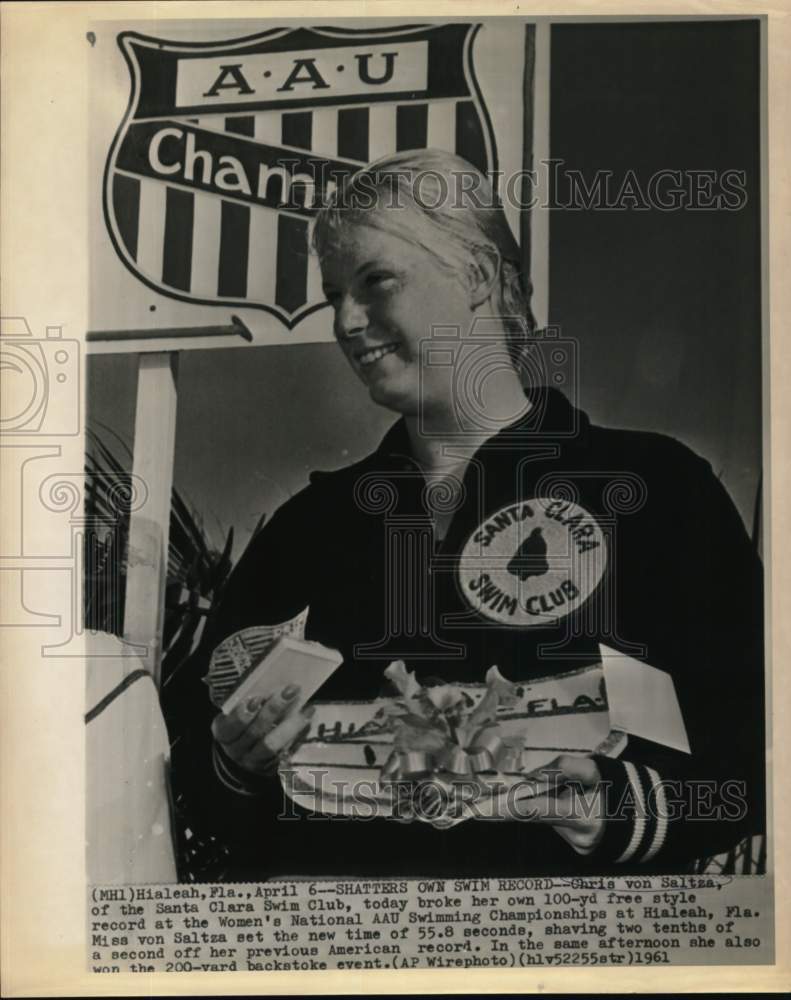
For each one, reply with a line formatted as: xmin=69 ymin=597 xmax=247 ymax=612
xmin=175 ymin=387 xmax=765 ymax=879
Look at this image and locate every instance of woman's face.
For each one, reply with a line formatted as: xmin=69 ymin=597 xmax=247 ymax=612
xmin=319 ymin=222 xmax=475 ymax=417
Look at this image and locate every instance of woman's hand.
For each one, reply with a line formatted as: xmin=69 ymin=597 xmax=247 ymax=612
xmin=212 ymin=683 xmax=313 ymax=777
xmin=521 ymin=755 xmax=606 ymax=855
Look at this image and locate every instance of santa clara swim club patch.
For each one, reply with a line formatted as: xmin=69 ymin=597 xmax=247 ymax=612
xmin=458 ymin=498 xmax=607 ymax=626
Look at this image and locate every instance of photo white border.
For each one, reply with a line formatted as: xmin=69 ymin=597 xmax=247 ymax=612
xmin=1 ymin=1 xmax=788 ymax=995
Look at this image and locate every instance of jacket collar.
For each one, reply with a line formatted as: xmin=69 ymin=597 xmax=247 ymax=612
xmin=371 ymin=386 xmax=590 ymax=467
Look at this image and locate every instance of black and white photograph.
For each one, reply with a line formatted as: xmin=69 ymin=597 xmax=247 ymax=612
xmin=1 ymin=1 xmax=787 ymax=992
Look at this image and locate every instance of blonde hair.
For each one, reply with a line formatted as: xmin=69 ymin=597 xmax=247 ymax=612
xmin=312 ymin=148 xmax=537 ymax=366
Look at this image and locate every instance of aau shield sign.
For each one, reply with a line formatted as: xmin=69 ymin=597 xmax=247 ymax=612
xmin=103 ymin=24 xmax=498 ymax=328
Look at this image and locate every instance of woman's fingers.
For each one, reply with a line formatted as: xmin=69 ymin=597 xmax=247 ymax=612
xmin=243 ymin=685 xmax=302 ymax=744
xmin=518 ymin=774 xmax=607 ymax=855
xmin=212 ymin=695 xmax=264 ymax=745
xmin=516 ymin=755 xmax=604 ymax=837
xmin=529 ymin=753 xmax=601 ymax=790
xmin=238 ymin=706 xmax=315 ymax=771
xmin=519 ymin=789 xmax=594 ymax=828
xmin=553 ymin=824 xmax=601 ymax=856
xmin=264 ymin=705 xmax=316 ymax=756
xmin=212 ymin=684 xmax=302 ymax=756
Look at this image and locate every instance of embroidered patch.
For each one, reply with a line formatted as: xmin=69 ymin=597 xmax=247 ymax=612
xmin=458 ymin=498 xmax=607 ymax=626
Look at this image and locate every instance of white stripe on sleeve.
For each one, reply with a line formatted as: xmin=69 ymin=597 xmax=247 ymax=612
xmin=616 ymin=761 xmax=647 ymax=864
xmin=641 ymin=766 xmax=669 ymax=862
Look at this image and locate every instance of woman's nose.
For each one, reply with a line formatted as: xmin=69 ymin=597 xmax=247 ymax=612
xmin=334 ymin=294 xmax=368 ymax=341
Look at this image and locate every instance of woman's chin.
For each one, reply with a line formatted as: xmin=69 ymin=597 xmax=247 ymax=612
xmin=366 ymin=374 xmax=418 ymax=414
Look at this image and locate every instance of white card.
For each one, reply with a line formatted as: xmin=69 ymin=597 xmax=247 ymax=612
xmin=600 ymin=643 xmax=691 ymax=754
xmin=221 ymin=636 xmax=343 ymax=715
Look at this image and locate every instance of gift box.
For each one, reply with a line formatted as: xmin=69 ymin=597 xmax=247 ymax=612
xmin=207 ymin=617 xmax=689 ymax=830
xmin=279 ymin=661 xmax=628 ymax=829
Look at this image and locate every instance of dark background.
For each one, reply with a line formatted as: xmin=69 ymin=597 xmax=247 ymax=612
xmin=548 ymin=20 xmax=762 ymax=531
xmin=88 ymin=19 xmax=763 ymax=558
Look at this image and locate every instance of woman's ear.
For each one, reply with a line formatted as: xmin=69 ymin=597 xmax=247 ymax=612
xmin=467 ymin=248 xmax=501 ymax=309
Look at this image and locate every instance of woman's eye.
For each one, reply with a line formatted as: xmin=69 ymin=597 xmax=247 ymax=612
xmin=365 ymin=272 xmax=391 ymax=289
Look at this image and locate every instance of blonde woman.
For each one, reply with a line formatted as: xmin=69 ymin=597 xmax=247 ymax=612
xmin=180 ymin=150 xmax=764 ymax=880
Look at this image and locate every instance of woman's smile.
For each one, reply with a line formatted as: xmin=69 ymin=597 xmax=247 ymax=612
xmin=319 ymin=224 xmax=473 ymax=415
xmin=356 ymin=342 xmax=401 ymax=369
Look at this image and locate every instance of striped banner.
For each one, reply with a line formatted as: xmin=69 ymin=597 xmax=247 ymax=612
xmin=105 ymin=24 xmax=496 ymax=327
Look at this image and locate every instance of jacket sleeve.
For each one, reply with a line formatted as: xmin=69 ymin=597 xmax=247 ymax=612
xmin=591 ymin=443 xmax=765 ymax=869
xmin=171 ymin=483 xmax=318 ymax=856
xmin=201 ymin=482 xmax=318 ymax=649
